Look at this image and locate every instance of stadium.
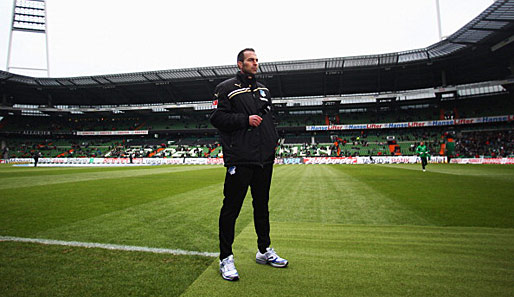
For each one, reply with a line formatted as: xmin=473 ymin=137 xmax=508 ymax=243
xmin=0 ymin=0 xmax=513 ymax=296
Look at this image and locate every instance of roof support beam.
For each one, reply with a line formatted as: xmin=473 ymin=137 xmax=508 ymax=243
xmin=491 ymin=33 xmax=514 ymax=51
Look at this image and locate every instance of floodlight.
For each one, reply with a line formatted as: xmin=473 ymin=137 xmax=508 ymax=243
xmin=7 ymin=0 xmax=50 ymax=76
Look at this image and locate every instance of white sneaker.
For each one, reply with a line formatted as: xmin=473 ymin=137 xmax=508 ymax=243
xmin=219 ymin=255 xmax=239 ymax=281
xmin=256 ymin=247 xmax=288 ymax=268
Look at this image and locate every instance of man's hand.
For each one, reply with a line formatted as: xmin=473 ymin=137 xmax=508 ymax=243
xmin=249 ymin=115 xmax=263 ymax=127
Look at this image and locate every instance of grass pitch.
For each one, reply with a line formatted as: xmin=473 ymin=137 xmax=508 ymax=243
xmin=0 ymin=164 xmax=513 ymax=296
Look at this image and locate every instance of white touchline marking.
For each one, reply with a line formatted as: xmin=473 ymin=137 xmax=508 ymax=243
xmin=0 ymin=236 xmax=218 ymax=257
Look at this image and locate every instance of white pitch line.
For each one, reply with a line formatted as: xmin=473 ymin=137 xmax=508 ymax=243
xmin=0 ymin=236 xmax=218 ymax=258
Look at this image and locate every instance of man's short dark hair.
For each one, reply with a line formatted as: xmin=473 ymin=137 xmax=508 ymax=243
xmin=237 ymin=48 xmax=255 ymax=63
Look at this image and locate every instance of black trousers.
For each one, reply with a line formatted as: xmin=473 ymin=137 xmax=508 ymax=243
xmin=219 ymin=164 xmax=273 ymax=260
xmin=421 ymin=156 xmax=428 ymax=169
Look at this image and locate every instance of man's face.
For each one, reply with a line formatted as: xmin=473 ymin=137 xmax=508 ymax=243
xmin=238 ymin=51 xmax=259 ymax=76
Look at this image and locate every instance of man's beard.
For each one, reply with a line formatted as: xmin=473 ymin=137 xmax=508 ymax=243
xmin=242 ymin=67 xmax=257 ymax=77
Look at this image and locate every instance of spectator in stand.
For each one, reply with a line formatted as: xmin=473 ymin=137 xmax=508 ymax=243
xmin=454 ymin=130 xmax=513 ymax=158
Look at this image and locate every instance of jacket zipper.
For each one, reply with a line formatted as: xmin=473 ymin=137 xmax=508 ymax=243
xmin=252 ymin=89 xmax=264 ymax=167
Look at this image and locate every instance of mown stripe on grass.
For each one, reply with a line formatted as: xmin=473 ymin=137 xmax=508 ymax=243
xmin=182 ymin=222 xmax=514 ymax=297
xmin=0 ymin=241 xmax=213 ymax=297
xmin=35 ymin=183 xmax=230 ymax=252
xmin=0 ymin=166 xmax=226 ymax=237
xmin=337 ymin=164 xmax=514 ymax=227
xmin=376 ymin=163 xmax=514 ymax=180
xmin=0 ymin=165 xmax=218 ymax=190
xmin=0 ymin=235 xmax=218 ymax=257
xmin=270 ymin=165 xmax=432 ymax=225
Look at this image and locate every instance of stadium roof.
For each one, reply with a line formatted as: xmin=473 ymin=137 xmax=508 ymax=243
xmin=1 ymin=0 xmax=514 ymax=106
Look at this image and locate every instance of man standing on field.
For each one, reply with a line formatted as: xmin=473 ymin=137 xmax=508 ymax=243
xmin=416 ymin=141 xmax=430 ymax=172
xmin=210 ymin=48 xmax=288 ymax=281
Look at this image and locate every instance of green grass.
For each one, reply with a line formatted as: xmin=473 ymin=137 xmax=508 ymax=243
xmin=1 ymin=164 xmax=513 ymax=296
xmin=184 ymin=223 xmax=513 ymax=297
xmin=0 ymin=241 xmax=211 ymax=297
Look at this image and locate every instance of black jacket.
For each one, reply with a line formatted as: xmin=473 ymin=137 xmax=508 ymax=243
xmin=210 ymin=72 xmax=278 ymax=167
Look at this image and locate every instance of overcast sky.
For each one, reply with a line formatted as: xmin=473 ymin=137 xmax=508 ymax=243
xmin=0 ymin=0 xmax=494 ymax=78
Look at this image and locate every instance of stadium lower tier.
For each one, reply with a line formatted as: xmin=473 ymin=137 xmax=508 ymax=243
xmin=2 ymin=125 xmax=512 ymax=159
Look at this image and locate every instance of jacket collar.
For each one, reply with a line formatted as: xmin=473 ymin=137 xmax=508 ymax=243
xmin=236 ymin=71 xmax=257 ymax=90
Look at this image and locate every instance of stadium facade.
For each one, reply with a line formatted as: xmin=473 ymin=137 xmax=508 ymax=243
xmin=0 ymin=0 xmax=513 ymax=164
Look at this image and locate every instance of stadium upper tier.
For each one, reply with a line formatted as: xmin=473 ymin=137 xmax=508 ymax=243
xmin=0 ymin=93 xmax=511 ymax=135
xmin=1 ymin=0 xmax=513 ymax=106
